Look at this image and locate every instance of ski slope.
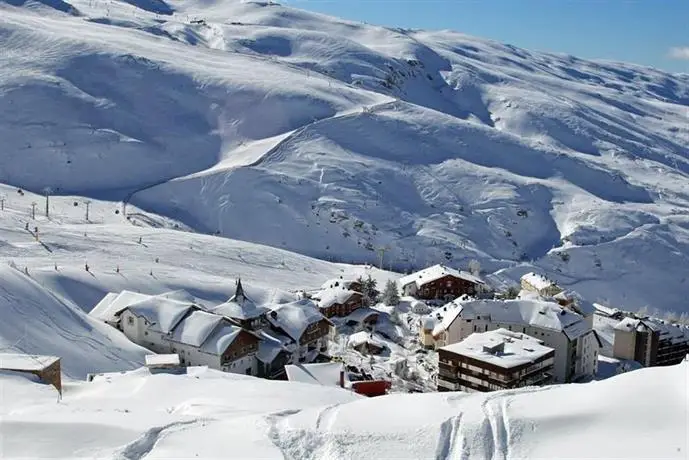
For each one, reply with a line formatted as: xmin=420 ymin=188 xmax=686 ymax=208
xmin=1 ymin=359 xmax=686 ymax=459
xmin=1 ymin=0 xmax=689 ymax=316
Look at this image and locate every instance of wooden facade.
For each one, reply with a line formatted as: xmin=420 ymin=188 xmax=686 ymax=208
xmin=320 ymin=292 xmax=363 ymax=318
xmin=221 ymin=330 xmax=260 ymax=366
xmin=416 ymin=274 xmax=480 ymax=301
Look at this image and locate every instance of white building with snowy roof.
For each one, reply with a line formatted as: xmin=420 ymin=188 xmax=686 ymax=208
xmin=437 ymin=328 xmax=555 ymax=392
xmin=520 ymin=272 xmax=562 ymax=297
xmin=613 ymin=316 xmax=689 ymax=367
xmin=430 ymin=299 xmax=599 ymax=383
xmin=398 ymin=264 xmax=485 ymax=301
xmin=119 ymin=297 xmax=260 ymax=375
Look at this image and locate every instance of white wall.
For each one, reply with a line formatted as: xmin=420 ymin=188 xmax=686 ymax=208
xmin=444 ymin=317 xmax=579 ymax=383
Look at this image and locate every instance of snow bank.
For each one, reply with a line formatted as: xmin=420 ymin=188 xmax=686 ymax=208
xmin=0 ymin=359 xmax=686 ymax=459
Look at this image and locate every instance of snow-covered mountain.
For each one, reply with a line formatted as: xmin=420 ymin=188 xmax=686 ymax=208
xmin=2 ymin=359 xmax=687 ymax=459
xmin=1 ymin=0 xmax=689 ymax=313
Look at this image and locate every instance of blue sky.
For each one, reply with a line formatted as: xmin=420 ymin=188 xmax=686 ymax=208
xmin=292 ymin=0 xmax=689 ymax=73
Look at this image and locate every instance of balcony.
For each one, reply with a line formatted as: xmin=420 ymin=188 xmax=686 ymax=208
xmin=437 ymin=378 xmax=460 ymax=391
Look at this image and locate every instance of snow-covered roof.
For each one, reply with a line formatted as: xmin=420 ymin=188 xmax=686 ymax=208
xmin=439 ymin=329 xmax=554 ymax=369
xmin=593 ymin=303 xmax=620 ymax=317
xmin=145 ymin=354 xmax=180 ymax=367
xmin=125 ymin=297 xmax=196 ymax=334
xmin=211 ymin=299 xmax=268 ymax=321
xmin=613 ymin=317 xmax=656 ymax=333
xmin=284 ymin=362 xmax=348 ymax=388
xmin=614 ymin=317 xmax=689 ymax=345
xmin=266 ymin=300 xmax=328 ymax=341
xmin=438 ymin=299 xmax=590 ymax=340
xmin=521 ymin=272 xmax=558 ymax=291
xmin=171 ymin=310 xmax=224 ymax=347
xmin=314 ymin=288 xmax=360 ymax=309
xmin=398 ymin=264 xmax=485 ymax=289
xmin=256 ymin=331 xmax=288 ymax=364
xmin=344 ymin=307 xmax=379 ymax=324
xmin=0 ymin=353 xmax=59 ymax=371
xmin=320 ymin=278 xmax=360 ymax=290
xmin=348 ymin=331 xmax=384 ymax=349
xmin=199 ymin=321 xmax=246 ymax=355
xmin=430 ymin=303 xmax=463 ymax=337
xmin=89 ymin=290 xmax=150 ymax=323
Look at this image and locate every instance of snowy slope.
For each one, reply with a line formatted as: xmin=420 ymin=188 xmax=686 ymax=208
xmin=1 ymin=359 xmax=686 ymax=459
xmin=1 ymin=0 xmax=689 ymax=313
xmin=0 ymin=264 xmax=147 ymax=379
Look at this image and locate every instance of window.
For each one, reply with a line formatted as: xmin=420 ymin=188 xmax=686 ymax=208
xmin=127 ymin=316 xmax=134 ymax=326
xmin=144 ymin=331 xmax=148 ymax=336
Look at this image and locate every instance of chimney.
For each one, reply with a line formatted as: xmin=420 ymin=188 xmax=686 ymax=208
xmin=339 ymin=369 xmax=345 ymax=388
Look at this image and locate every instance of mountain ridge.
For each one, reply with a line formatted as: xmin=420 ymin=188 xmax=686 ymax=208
xmin=1 ymin=0 xmax=688 ymax=312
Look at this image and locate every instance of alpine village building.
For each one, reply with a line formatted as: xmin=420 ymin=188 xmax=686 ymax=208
xmin=437 ymin=328 xmax=555 ymax=392
xmin=429 ymin=299 xmax=599 ymax=383
xmin=399 ymin=264 xmax=486 ymax=302
xmin=90 ymin=280 xmax=332 ymax=379
xmin=612 ymin=316 xmax=689 ymax=367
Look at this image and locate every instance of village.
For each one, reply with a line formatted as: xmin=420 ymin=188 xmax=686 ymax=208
xmin=3 ymin=263 xmax=688 ymax=398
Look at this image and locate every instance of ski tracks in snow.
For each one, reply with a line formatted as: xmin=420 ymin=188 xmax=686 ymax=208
xmin=436 ymin=386 xmax=555 ymax=460
xmin=113 ymin=418 xmax=211 ymax=460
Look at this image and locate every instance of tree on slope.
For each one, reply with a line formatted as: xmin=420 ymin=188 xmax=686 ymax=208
xmin=382 ymin=280 xmax=400 ymax=306
xmin=357 ymin=274 xmax=379 ymax=306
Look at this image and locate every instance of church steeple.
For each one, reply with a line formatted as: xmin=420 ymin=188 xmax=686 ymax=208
xmin=234 ymin=278 xmax=246 ymax=304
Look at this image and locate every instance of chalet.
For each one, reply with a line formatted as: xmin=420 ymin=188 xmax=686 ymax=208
xmin=520 ymin=272 xmax=562 ymax=297
xmin=313 ymin=287 xmax=363 ymax=318
xmin=119 ymin=298 xmax=261 ymax=375
xmin=348 ymin=331 xmax=386 ymax=355
xmin=437 ymin=329 xmax=555 ymax=393
xmin=398 ymin=264 xmax=485 ymax=301
xmin=210 ymin=279 xmax=269 ymax=330
xmin=0 ymin=353 xmax=62 ymax=394
xmin=266 ymin=300 xmax=333 ymax=363
xmin=429 ymin=299 xmax=599 ymax=383
xmin=343 ymin=307 xmax=379 ymax=328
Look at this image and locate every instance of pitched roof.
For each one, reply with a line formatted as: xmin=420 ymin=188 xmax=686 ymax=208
xmin=256 ymin=330 xmax=289 ymax=364
xmin=89 ymin=290 xmax=150 ymax=323
xmin=436 ymin=299 xmax=590 ymax=339
xmin=344 ymin=307 xmax=379 ymax=324
xmin=0 ymin=353 xmax=59 ymax=371
xmin=199 ymin=321 xmax=247 ymax=355
xmin=210 ymin=280 xmax=267 ymax=320
xmin=314 ymin=288 xmax=360 ymax=309
xmin=439 ymin=328 xmax=553 ymax=369
xmin=266 ymin=300 xmax=328 ymax=341
xmin=171 ymin=310 xmax=225 ymax=347
xmin=398 ymin=264 xmax=484 ymax=289
xmin=124 ymin=297 xmax=196 ymax=334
